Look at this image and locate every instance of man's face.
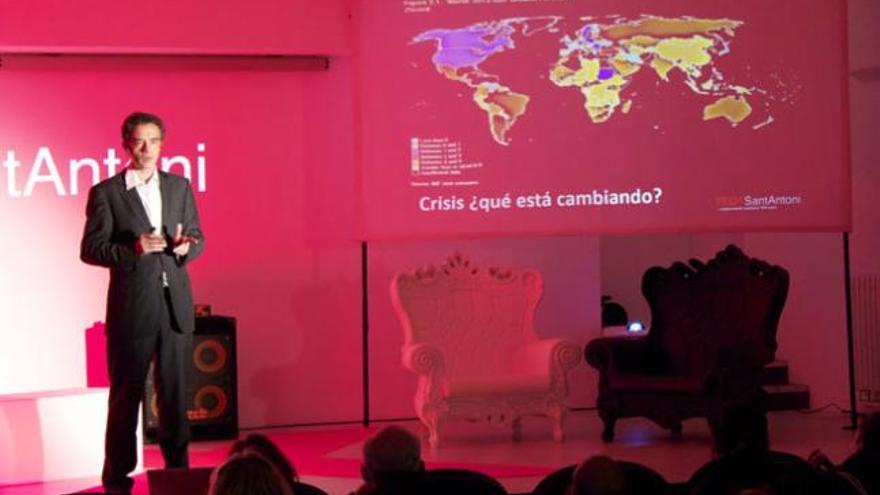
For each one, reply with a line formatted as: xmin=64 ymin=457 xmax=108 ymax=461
xmin=126 ymin=123 xmax=163 ymax=171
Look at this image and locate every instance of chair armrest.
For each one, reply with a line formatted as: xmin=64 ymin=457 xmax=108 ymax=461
xmin=584 ymin=336 xmax=652 ymax=373
xmin=402 ymin=342 xmax=445 ymax=376
xmin=511 ymin=338 xmax=582 ymax=375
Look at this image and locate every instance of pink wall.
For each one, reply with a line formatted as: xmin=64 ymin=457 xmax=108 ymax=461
xmin=0 ymin=0 xmax=352 ymax=55
xmin=0 ymin=52 xmax=367 ymax=427
xmin=746 ymin=234 xmax=849 ymax=409
xmin=848 ymin=0 xmax=880 ymax=276
xmin=188 ymin=58 xmax=364 ymax=427
xmin=0 ymin=0 xmax=364 ymax=428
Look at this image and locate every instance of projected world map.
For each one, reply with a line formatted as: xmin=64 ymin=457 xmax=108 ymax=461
xmin=413 ymin=15 xmax=774 ymax=146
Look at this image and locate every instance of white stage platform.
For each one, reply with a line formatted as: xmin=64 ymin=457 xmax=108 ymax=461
xmin=0 ymin=388 xmax=142 ymax=488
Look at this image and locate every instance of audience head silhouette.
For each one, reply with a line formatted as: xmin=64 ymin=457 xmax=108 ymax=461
xmin=833 ymin=411 xmax=880 ymax=495
xmin=712 ymin=400 xmax=769 ymax=457
xmin=567 ymin=456 xmax=630 ymax=495
xmin=856 ymin=412 xmax=880 ymax=454
xmin=229 ymin=433 xmax=299 ymax=489
xmin=209 ymin=452 xmax=294 ymax=495
xmin=361 ymin=425 xmax=424 ymax=486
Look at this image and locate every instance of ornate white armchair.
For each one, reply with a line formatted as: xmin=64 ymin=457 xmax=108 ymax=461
xmin=391 ymin=253 xmax=582 ymax=447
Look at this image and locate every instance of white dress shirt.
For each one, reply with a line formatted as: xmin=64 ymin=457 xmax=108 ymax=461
xmin=125 ymin=168 xmax=168 ymax=286
xmin=125 ymin=167 xmax=163 ymax=234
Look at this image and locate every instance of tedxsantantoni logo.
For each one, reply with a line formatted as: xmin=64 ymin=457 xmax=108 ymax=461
xmin=1 ymin=143 xmax=208 ymax=198
xmin=715 ymin=193 xmax=804 ymax=212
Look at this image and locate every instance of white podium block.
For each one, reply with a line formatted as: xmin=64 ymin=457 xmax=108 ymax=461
xmin=0 ymin=388 xmax=143 ymax=485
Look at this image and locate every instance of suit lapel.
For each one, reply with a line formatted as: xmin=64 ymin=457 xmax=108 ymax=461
xmin=159 ymin=171 xmax=174 ymax=238
xmin=118 ymin=174 xmax=153 ymax=232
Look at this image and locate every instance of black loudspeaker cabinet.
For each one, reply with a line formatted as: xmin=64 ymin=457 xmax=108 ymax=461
xmin=144 ymin=315 xmax=238 ymax=442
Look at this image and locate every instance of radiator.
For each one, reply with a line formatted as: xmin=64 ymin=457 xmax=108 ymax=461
xmin=853 ymin=274 xmax=880 ymax=410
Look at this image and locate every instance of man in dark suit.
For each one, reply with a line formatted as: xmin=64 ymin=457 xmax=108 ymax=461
xmin=81 ymin=112 xmax=205 ymax=494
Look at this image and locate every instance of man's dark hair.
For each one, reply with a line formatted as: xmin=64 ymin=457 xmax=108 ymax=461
xmin=209 ymin=453 xmax=290 ymax=495
xmin=121 ymin=111 xmax=165 ymax=145
xmin=362 ymin=425 xmax=423 ymax=486
xmin=229 ymin=433 xmax=298 ymax=487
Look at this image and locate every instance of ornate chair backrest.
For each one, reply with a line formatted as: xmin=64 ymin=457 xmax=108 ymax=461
xmin=641 ymin=245 xmax=789 ymax=376
xmin=391 ymin=253 xmax=543 ymax=379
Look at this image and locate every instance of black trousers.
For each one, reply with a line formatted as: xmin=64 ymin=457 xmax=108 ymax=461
xmin=102 ymin=289 xmax=191 ymax=490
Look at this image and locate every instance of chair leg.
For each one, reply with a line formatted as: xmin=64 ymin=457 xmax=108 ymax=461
xmin=601 ymin=415 xmax=616 ymax=443
xmin=419 ymin=410 xmax=440 ymax=448
xmin=547 ymin=402 xmax=566 ymax=442
xmin=512 ymin=418 xmax=523 ymax=441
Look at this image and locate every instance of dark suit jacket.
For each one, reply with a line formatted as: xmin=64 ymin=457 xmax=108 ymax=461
xmin=81 ymin=171 xmax=204 ymax=339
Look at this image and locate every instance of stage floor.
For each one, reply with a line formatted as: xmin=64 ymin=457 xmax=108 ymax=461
xmin=1 ymin=408 xmax=857 ymax=495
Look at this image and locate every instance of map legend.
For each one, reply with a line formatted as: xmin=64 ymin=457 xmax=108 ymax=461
xmin=409 ymin=138 xmax=474 ymax=176
xmin=410 ymin=138 xmax=421 ymax=174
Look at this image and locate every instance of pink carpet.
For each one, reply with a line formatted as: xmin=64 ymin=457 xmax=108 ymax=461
xmin=78 ymin=425 xmax=554 ymax=494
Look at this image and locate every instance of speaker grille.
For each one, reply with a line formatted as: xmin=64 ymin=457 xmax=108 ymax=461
xmin=143 ymin=315 xmax=238 ymax=442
